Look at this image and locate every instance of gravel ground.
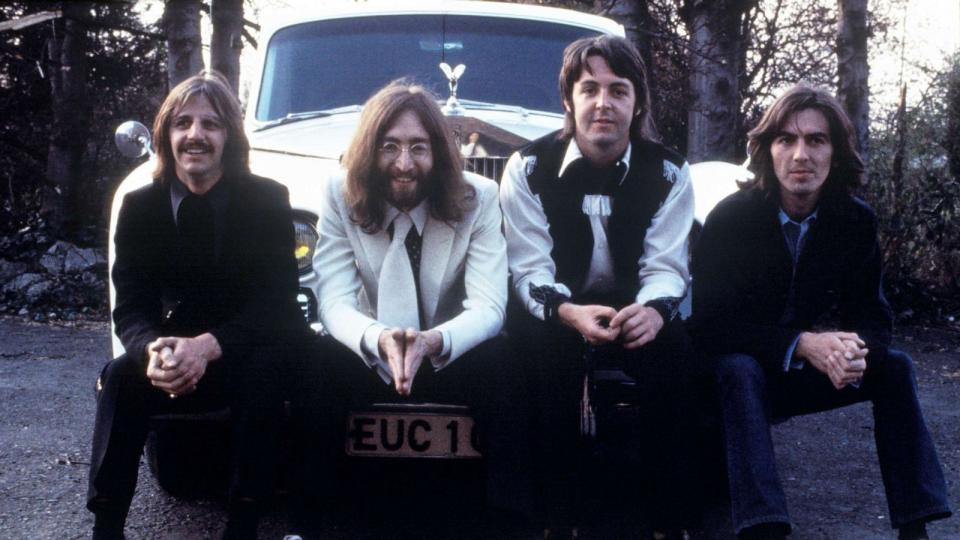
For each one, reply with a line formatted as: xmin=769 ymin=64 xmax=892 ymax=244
xmin=0 ymin=317 xmax=956 ymax=539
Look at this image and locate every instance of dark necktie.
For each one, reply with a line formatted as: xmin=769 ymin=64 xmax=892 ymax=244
xmin=783 ymin=220 xmax=802 ymax=264
xmin=780 ymin=221 xmax=802 ymax=324
xmin=404 ymin=225 xmax=426 ymax=328
xmin=405 ymin=226 xmax=422 ymax=286
xmin=177 ymin=194 xmax=215 ymax=273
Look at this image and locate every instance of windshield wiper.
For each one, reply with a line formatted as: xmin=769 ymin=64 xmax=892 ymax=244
xmin=254 ymin=105 xmax=363 ymax=131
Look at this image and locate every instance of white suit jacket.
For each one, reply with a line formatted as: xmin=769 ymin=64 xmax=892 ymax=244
xmin=313 ymin=170 xmax=507 ymax=379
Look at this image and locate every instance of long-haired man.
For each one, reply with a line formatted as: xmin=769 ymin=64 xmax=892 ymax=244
xmin=311 ymin=79 xmax=531 ymax=534
xmin=691 ymin=84 xmax=952 ymax=539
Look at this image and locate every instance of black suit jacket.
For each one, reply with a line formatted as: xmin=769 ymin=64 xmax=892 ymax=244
xmin=690 ymin=187 xmax=893 ymax=369
xmin=111 ymin=172 xmax=303 ymax=364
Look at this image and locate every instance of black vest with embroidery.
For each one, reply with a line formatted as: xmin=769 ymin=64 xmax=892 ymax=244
xmin=520 ymin=130 xmax=684 ymax=304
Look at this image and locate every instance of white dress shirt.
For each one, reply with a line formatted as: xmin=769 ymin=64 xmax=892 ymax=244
xmin=359 ymin=201 xmax=452 ymax=376
xmin=500 ymin=138 xmax=694 ymax=320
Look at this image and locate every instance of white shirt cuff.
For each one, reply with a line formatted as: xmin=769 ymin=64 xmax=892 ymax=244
xmin=361 ymin=322 xmax=388 ymax=367
xmin=784 ymin=333 xmax=805 ymax=371
xmin=430 ymin=330 xmax=452 ymax=370
xmin=363 ymin=323 xmax=451 ymax=373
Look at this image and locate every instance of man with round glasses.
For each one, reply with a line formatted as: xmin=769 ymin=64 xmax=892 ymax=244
xmin=307 ymin=80 xmax=532 ymax=534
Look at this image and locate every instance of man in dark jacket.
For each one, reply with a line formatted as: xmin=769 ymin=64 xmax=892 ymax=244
xmin=87 ymin=71 xmax=304 ymax=540
xmin=691 ymin=84 xmax=951 ymax=540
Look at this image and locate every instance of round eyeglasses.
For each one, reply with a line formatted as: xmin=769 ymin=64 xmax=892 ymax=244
xmin=379 ymin=141 xmax=431 ymax=160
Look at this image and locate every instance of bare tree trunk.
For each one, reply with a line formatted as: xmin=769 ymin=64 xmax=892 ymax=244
xmin=885 ymin=83 xmax=907 ymax=270
xmin=837 ymin=0 xmax=870 ymax=164
xmin=599 ymin=0 xmax=658 ymax=117
xmin=42 ymin=1 xmax=89 ymax=237
xmin=946 ymin=60 xmax=960 ymax=179
xmin=682 ymin=0 xmax=754 ymax=162
xmin=162 ymin=0 xmax=203 ymax=90
xmin=210 ymin=0 xmax=243 ymax=94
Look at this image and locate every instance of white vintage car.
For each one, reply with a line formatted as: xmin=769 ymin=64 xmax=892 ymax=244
xmin=110 ymin=1 xmax=636 ymax=355
xmin=110 ymin=2 xmax=744 ymax=470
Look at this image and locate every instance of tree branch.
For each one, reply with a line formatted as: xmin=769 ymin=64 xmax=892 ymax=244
xmin=61 ymin=13 xmax=164 ymax=40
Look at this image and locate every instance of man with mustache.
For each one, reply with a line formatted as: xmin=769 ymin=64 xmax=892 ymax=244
xmin=691 ymin=85 xmax=951 ymax=539
xmin=311 ymin=80 xmax=531 ymax=534
xmin=499 ymin=35 xmax=699 ymax=537
xmin=88 ymin=71 xmax=304 ymax=539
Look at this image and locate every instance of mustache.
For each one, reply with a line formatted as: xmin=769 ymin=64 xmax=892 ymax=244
xmin=376 ymin=169 xmax=430 ymax=185
xmin=178 ymin=141 xmax=213 ymax=153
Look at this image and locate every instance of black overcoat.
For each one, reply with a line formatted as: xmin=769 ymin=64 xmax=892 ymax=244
xmin=110 ymin=173 xmax=303 ymax=364
xmin=690 ymin=187 xmax=893 ymax=369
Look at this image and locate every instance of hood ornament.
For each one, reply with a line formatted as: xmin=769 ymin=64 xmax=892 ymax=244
xmin=439 ymin=62 xmax=466 ymax=116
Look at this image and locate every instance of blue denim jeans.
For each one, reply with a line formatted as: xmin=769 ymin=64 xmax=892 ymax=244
xmin=714 ymin=350 xmax=951 ymax=535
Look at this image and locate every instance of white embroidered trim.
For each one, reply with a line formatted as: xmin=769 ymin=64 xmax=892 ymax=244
xmin=524 ymin=155 xmax=538 ymax=177
xmin=581 ymin=194 xmax=612 ymax=217
xmin=663 ymin=160 xmax=681 ymax=184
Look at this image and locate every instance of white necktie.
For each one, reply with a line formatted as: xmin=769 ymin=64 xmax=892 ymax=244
xmin=376 ymin=213 xmax=420 ymax=330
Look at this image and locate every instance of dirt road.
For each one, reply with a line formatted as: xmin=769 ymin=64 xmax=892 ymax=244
xmin=0 ymin=317 xmax=956 ymax=539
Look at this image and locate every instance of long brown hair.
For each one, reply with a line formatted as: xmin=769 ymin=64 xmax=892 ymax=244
xmin=559 ymin=35 xmax=658 ymax=142
xmin=743 ymin=84 xmax=864 ymax=195
xmin=342 ymin=80 xmax=472 ymax=233
xmin=151 ymin=70 xmax=250 ymax=183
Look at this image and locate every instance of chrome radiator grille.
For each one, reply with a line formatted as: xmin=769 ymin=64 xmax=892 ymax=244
xmin=465 ymin=156 xmax=508 ymax=182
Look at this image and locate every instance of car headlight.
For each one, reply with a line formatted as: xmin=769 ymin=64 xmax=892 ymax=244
xmin=293 ymin=212 xmax=319 ymax=275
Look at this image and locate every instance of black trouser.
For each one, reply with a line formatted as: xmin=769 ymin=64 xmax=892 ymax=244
xmin=308 ymin=334 xmax=534 ymax=517
xmin=714 ymin=349 xmax=952 ymax=534
xmin=510 ymin=313 xmax=701 ymax=530
xmin=87 ymin=346 xmax=285 ymax=519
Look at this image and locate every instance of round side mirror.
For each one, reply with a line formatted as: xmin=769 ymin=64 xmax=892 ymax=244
xmin=115 ymin=121 xmax=153 ymax=159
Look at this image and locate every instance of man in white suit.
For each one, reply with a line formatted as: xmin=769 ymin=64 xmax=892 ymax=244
xmin=311 ymin=80 xmax=531 ymax=532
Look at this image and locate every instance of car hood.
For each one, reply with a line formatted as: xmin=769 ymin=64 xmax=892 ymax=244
xmin=249 ymin=106 xmax=564 ymax=158
xmin=248 ymin=149 xmax=336 ymax=215
xmin=688 ymin=161 xmax=752 ymax=223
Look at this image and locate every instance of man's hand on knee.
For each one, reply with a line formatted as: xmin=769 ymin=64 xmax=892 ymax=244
xmin=831 ymin=348 xmax=867 ymax=385
xmin=557 ymin=302 xmax=620 ymax=345
xmin=146 ymin=334 xmax=221 ymax=397
xmin=610 ymin=303 xmax=664 ymax=349
xmin=841 ymin=337 xmax=869 ymax=363
xmin=797 ymin=331 xmax=867 ymax=389
xmin=146 ymin=339 xmax=177 ymax=392
xmin=838 ymin=337 xmax=868 ymax=384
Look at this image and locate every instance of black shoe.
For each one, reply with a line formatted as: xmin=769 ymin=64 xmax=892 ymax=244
xmin=222 ymin=501 xmax=260 ymax=540
xmin=738 ymin=522 xmax=789 ymax=540
xmin=91 ymin=510 xmax=125 ymax=540
xmin=543 ymin=526 xmax=580 ymax=539
xmin=91 ymin=526 xmax=124 ymax=540
xmin=481 ymin=508 xmax=536 ymax=539
xmin=899 ymin=520 xmax=929 ymax=540
xmin=652 ymin=529 xmax=689 ymax=540
xmin=222 ymin=517 xmax=259 ymax=540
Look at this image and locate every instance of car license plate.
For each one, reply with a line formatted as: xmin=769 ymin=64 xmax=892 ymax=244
xmin=346 ymin=403 xmax=481 ymax=459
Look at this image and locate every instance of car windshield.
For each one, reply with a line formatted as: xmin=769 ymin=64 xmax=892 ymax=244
xmin=255 ymin=14 xmax=603 ymax=122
